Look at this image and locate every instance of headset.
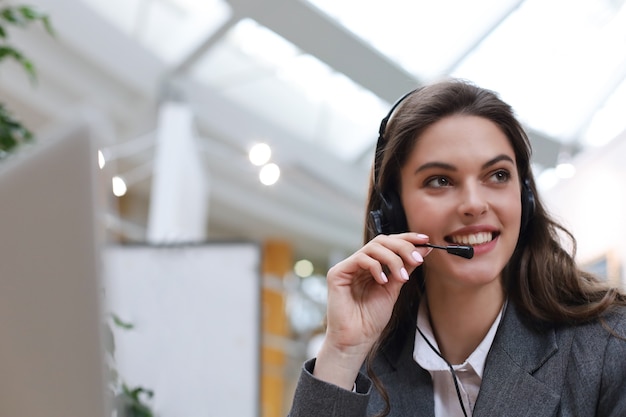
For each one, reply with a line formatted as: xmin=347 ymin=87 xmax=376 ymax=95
xmin=368 ymin=89 xmax=536 ymax=238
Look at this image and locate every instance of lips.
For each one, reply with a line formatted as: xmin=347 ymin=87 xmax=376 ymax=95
xmin=445 ymin=231 xmax=499 ymax=246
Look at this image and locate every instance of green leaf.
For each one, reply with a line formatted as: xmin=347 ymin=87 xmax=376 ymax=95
xmin=0 ymin=45 xmax=22 ymax=60
xmin=0 ymin=5 xmax=54 ymax=35
xmin=18 ymin=5 xmax=46 ymax=20
xmin=124 ymin=384 xmax=154 ymax=401
xmin=0 ymin=127 xmax=18 ymax=151
xmin=20 ymin=57 xmax=36 ymax=82
xmin=17 ymin=6 xmax=55 ymax=35
xmin=0 ymin=45 xmax=38 ymax=83
xmin=42 ymin=15 xmax=54 ymax=36
xmin=12 ymin=124 xmax=33 ymax=141
xmin=127 ymin=403 xmax=154 ymax=417
xmin=0 ymin=105 xmax=33 ymax=153
xmin=118 ymin=383 xmax=155 ymax=417
xmin=0 ymin=4 xmax=53 ymax=158
xmin=112 ymin=313 xmax=135 ymax=330
xmin=1 ymin=8 xmax=23 ymax=25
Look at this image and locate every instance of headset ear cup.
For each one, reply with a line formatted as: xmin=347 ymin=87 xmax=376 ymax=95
xmin=521 ymin=179 xmax=536 ymax=233
xmin=369 ymin=192 xmax=408 ymax=235
xmin=369 ymin=208 xmax=385 ymax=235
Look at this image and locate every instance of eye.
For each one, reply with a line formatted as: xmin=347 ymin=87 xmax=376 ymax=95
xmin=425 ymin=176 xmax=452 ymax=188
xmin=489 ymin=169 xmax=511 ymax=184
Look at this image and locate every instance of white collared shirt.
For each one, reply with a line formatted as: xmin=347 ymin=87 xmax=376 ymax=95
xmin=413 ymin=301 xmax=505 ymax=417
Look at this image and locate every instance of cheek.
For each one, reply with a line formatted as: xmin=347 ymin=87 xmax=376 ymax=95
xmin=492 ymin=192 xmax=523 ymax=246
xmin=402 ymin=195 xmax=445 ymax=234
xmin=500 ymin=190 xmax=523 ymax=226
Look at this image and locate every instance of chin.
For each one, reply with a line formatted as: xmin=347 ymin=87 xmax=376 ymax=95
xmin=426 ymin=260 xmax=504 ymax=290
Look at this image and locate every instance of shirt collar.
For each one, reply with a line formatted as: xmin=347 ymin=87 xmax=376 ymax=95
xmin=413 ymin=299 xmax=506 ymax=378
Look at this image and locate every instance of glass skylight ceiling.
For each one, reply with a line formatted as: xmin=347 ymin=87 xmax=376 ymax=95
xmin=80 ymin=0 xmax=390 ymax=161
xmin=452 ymin=0 xmax=626 ymax=142
xmin=306 ymin=0 xmax=522 ymax=81
xmin=80 ymin=0 xmax=626 ymax=161
xmin=307 ymin=0 xmax=626 ymax=147
xmin=188 ymin=18 xmax=389 ymax=161
xmin=81 ymin=0 xmax=233 ymax=64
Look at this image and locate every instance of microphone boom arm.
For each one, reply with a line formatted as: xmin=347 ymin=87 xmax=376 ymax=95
xmin=416 ymin=243 xmax=474 ymax=259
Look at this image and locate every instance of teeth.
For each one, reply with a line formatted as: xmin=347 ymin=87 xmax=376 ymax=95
xmin=450 ymin=232 xmax=493 ymax=246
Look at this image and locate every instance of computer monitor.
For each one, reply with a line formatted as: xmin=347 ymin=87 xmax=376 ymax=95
xmin=0 ymin=120 xmax=108 ymax=417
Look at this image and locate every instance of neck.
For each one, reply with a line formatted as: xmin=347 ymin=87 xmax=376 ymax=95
xmin=424 ymin=281 xmax=504 ymax=365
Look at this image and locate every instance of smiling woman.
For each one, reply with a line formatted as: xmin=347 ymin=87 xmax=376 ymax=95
xmin=287 ymin=79 xmax=626 ymax=417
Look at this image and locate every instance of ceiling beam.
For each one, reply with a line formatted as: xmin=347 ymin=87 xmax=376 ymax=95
xmin=443 ymin=0 xmax=525 ymax=74
xmin=32 ymin=0 xmax=164 ymax=100
xmin=226 ymin=0 xmax=421 ymax=103
xmin=179 ymin=77 xmax=371 ymax=202
xmin=169 ymin=14 xmax=241 ymax=76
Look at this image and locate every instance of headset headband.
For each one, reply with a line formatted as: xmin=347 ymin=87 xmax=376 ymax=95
xmin=374 ymin=88 xmax=419 ymax=186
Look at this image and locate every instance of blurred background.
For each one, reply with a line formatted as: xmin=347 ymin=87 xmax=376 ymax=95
xmin=2 ymin=0 xmax=626 ymax=416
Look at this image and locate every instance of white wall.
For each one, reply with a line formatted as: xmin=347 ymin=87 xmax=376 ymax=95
xmin=103 ymin=243 xmax=261 ymax=417
xmin=542 ymin=129 xmax=626 ymax=289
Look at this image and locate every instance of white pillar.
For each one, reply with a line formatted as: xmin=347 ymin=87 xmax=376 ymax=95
xmin=147 ymin=101 xmax=208 ymax=243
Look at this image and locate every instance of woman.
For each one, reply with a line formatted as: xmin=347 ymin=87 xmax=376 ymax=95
xmin=288 ymin=79 xmax=626 ymax=417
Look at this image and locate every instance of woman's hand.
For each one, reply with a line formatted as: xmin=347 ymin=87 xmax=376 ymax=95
xmin=312 ymin=232 xmax=431 ymax=389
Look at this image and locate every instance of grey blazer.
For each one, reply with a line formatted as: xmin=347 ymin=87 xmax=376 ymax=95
xmin=288 ymin=303 xmax=626 ymax=417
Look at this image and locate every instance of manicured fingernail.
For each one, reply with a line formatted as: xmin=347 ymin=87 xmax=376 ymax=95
xmin=380 ymin=271 xmax=388 ymax=283
xmin=400 ymin=268 xmax=409 ymax=281
xmin=416 ymin=233 xmax=428 ymax=239
xmin=412 ymin=251 xmax=423 ymax=262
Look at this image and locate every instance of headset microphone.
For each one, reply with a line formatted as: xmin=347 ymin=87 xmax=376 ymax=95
xmin=416 ymin=243 xmax=474 ymax=259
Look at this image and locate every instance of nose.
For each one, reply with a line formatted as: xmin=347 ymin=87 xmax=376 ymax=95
xmin=458 ymin=183 xmax=488 ymax=219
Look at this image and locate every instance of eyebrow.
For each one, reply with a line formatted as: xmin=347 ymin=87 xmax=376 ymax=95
xmin=414 ymin=154 xmax=515 ymax=175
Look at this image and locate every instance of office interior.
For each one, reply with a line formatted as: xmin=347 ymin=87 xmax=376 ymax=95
xmin=1 ymin=0 xmax=626 ymax=416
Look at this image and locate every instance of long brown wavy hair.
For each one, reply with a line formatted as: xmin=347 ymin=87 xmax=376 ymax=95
xmin=363 ymin=78 xmax=626 ymax=416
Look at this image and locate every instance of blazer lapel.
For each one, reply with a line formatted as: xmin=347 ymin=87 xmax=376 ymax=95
xmin=474 ymin=303 xmax=561 ymax=417
xmin=379 ymin=323 xmax=436 ymax=417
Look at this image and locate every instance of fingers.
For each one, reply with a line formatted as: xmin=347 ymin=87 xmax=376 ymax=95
xmin=322 ymin=232 xmax=432 ymax=355
xmin=330 ymin=232 xmax=431 ymax=286
xmin=368 ymin=233 xmax=429 ymax=281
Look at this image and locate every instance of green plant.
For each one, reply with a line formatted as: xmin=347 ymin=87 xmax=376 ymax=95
xmin=0 ymin=2 xmax=53 ymax=157
xmin=105 ymin=313 xmax=157 ymax=417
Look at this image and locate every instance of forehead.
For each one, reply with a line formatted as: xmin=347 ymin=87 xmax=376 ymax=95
xmin=408 ymin=114 xmax=516 ymax=167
